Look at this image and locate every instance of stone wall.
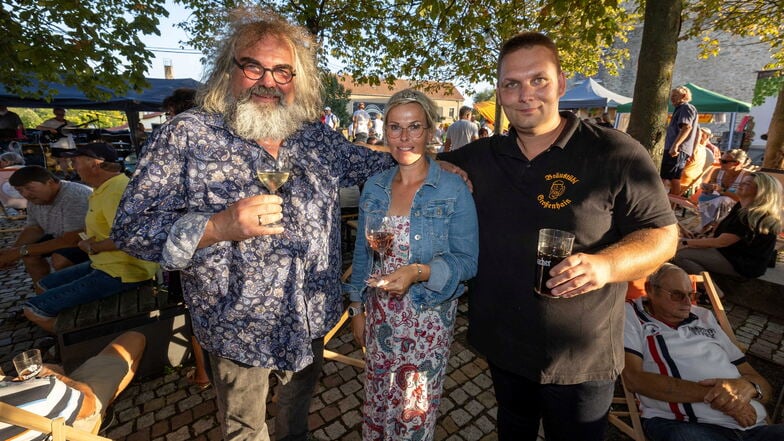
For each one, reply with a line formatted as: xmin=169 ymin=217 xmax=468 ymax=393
xmin=597 ymin=25 xmax=774 ymax=103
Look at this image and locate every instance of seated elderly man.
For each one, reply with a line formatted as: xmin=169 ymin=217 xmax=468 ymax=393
xmin=0 ymin=331 xmax=145 ymax=438
xmin=623 ymin=263 xmax=784 ymax=441
xmin=23 ymin=144 xmax=159 ymax=332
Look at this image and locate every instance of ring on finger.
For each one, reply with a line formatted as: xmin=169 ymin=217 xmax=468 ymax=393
xmin=257 ymin=214 xmax=264 ymax=226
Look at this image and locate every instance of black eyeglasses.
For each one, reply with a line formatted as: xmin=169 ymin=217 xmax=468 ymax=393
xmin=232 ymin=58 xmax=296 ymax=84
xmin=652 ymin=285 xmax=697 ymax=302
xmin=386 ymin=123 xmax=429 ymax=139
xmin=720 ymin=159 xmax=739 ymax=164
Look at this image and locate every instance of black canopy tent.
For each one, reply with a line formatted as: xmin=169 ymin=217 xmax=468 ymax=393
xmin=0 ymin=77 xmax=202 ymax=152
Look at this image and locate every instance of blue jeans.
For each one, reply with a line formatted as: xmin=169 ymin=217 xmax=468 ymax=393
xmin=25 ymin=261 xmax=151 ymax=317
xmin=643 ymin=417 xmax=784 ymax=441
xmin=489 ymin=362 xmax=615 ymax=441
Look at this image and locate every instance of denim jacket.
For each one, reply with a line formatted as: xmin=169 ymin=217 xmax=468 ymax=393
xmin=345 ymin=158 xmax=478 ymax=309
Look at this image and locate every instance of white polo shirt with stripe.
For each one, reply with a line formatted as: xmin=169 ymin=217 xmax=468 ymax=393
xmin=624 ymin=299 xmax=767 ymax=429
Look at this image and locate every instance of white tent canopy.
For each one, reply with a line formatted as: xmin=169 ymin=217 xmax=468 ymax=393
xmin=559 ymin=78 xmax=632 ymax=110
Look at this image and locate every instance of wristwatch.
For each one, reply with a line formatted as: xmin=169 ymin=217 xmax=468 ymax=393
xmin=682 ymin=239 xmax=689 ymax=247
xmin=347 ymin=304 xmax=364 ymax=317
xmin=749 ymin=380 xmax=763 ymax=400
xmin=18 ymin=245 xmax=29 ymax=257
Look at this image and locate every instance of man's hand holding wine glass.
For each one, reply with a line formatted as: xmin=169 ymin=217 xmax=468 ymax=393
xmin=199 ymin=195 xmax=284 ymax=247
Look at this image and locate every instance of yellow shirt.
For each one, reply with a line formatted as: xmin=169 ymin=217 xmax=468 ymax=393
xmin=87 ymin=174 xmax=158 ymax=282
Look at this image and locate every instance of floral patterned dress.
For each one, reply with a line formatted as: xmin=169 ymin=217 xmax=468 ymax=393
xmin=362 ymin=215 xmax=458 ymax=440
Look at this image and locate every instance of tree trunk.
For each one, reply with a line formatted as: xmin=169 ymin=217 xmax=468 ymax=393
xmin=626 ymin=0 xmax=683 ymax=167
xmin=762 ymin=84 xmax=784 ymax=170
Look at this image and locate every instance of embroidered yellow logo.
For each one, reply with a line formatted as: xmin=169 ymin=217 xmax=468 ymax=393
xmin=549 ymin=180 xmax=566 ymax=200
xmin=537 ymin=173 xmax=579 ymax=210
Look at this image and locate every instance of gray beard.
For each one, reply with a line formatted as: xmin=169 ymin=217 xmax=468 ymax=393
xmin=226 ymin=87 xmax=309 ymax=142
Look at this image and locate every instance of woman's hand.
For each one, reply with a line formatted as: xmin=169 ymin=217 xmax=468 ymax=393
xmin=368 ymin=264 xmax=422 ymax=298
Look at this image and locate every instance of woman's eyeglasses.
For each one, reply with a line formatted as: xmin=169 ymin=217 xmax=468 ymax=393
xmin=386 ymin=123 xmax=428 ymax=139
xmin=720 ymin=159 xmax=739 ymax=164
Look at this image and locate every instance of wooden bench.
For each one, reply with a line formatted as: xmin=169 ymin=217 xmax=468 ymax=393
xmin=54 ymin=282 xmax=192 ymax=378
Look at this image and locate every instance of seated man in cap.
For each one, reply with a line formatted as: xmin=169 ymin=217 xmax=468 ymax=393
xmin=623 ymin=263 xmax=784 ymax=441
xmin=22 ymin=143 xmax=159 ymax=332
xmin=0 ymin=331 xmax=145 ymax=438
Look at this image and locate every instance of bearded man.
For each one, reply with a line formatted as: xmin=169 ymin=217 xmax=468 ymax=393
xmin=111 ymin=9 xmax=393 ymax=441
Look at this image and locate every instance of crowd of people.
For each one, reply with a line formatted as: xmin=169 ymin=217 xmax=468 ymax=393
xmin=1 ymin=7 xmax=782 ymax=441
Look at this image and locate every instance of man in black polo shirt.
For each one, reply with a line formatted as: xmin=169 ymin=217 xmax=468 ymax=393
xmin=439 ymin=32 xmax=678 ymax=441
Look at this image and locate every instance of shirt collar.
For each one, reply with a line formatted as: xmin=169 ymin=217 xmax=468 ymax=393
xmin=497 ymin=111 xmax=580 ymax=159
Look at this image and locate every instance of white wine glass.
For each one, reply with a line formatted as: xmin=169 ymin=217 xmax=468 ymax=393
xmin=256 ymin=156 xmax=290 ymax=229
xmin=365 ymin=215 xmax=394 ymax=281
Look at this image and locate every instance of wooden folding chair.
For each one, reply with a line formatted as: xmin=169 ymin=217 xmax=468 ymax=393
xmin=609 ymin=271 xmax=740 ymax=440
xmin=322 ymin=265 xmax=365 ymax=369
xmin=608 ymin=376 xmax=646 ymax=440
xmin=694 ymin=271 xmax=741 ymax=350
xmin=0 ymin=401 xmax=109 ymax=441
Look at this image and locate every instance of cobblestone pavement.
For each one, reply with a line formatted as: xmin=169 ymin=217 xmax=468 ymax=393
xmin=1 ymin=215 xmax=782 ymax=440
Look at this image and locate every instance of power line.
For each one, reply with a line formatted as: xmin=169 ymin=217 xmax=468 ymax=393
xmin=146 ymin=46 xmax=202 ymax=55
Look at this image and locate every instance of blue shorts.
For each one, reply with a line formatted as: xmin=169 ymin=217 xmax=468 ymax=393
xmin=25 ymin=261 xmax=151 ymax=317
xmin=660 ymin=150 xmax=689 ymax=180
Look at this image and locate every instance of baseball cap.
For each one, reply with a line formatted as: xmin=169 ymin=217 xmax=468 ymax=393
xmin=324 ymin=106 xmax=331 ymax=111
xmin=60 ymin=142 xmax=119 ymax=163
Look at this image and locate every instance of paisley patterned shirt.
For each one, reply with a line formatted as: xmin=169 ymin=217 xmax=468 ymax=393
xmin=111 ymin=110 xmax=393 ymax=371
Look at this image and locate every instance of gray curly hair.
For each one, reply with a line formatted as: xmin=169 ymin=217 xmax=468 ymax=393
xmin=197 ymin=7 xmax=322 ymax=121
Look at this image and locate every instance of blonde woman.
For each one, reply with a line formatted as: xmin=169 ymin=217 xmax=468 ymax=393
xmin=346 ymin=89 xmax=478 ymax=440
xmin=695 ymin=148 xmax=749 ymax=230
xmin=676 ymin=173 xmax=782 ymax=278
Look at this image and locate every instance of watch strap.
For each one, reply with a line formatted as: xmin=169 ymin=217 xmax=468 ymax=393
xmin=749 ymin=380 xmax=763 ymax=400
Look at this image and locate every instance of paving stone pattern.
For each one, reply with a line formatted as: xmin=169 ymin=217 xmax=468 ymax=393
xmin=1 ymin=215 xmax=782 ymax=440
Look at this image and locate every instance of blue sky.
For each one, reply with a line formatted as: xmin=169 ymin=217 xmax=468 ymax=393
xmin=142 ymin=1 xmax=206 ymax=80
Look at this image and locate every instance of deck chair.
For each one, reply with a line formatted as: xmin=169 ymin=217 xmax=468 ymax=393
xmin=322 ymin=264 xmax=365 ymax=369
xmin=669 ymin=194 xmax=702 ymax=237
xmin=0 ymin=401 xmax=109 ymax=441
xmin=609 ymin=271 xmax=739 ymax=440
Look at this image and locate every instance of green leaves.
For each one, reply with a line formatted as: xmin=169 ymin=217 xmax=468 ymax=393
xmin=2 ymin=0 xmax=168 ymax=101
xmin=684 ymin=0 xmax=783 ymax=76
xmin=177 ymin=0 xmax=635 ymax=94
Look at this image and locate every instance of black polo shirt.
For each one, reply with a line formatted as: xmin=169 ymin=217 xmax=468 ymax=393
xmin=715 ymin=202 xmax=777 ymax=278
xmin=439 ymin=112 xmax=675 ymax=384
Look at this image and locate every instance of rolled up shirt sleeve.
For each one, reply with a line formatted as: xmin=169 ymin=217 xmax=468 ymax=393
xmin=162 ymin=213 xmax=212 ymax=270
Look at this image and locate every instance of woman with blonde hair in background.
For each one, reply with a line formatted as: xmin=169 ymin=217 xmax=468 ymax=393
xmin=675 ymin=172 xmax=782 ymax=278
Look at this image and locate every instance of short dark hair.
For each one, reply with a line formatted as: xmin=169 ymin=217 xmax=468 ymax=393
xmin=163 ymin=88 xmax=197 ymax=116
xmin=498 ymin=32 xmax=561 ymax=76
xmin=459 ymin=106 xmax=473 ymax=118
xmin=8 ymin=165 xmax=59 ymax=186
